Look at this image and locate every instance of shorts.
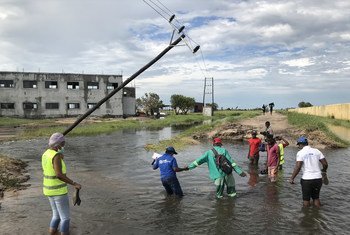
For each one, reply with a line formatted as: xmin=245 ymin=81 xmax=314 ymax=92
xmin=268 ymin=166 xmax=278 ymax=182
xmin=301 ymin=178 xmax=322 ymax=201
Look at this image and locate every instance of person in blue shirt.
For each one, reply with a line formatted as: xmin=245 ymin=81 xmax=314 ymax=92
xmin=152 ymin=146 xmax=188 ymax=197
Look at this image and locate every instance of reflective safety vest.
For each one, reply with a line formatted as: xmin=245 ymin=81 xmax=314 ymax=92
xmin=42 ymin=149 xmax=68 ymax=196
xmin=278 ymin=143 xmax=284 ymax=165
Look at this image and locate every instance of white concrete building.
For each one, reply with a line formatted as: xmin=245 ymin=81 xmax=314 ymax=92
xmin=0 ymin=71 xmax=136 ymax=118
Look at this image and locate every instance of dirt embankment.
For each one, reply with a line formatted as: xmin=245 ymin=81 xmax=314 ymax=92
xmin=0 ymin=155 xmax=30 ymax=199
xmin=195 ymin=112 xmax=339 ymax=149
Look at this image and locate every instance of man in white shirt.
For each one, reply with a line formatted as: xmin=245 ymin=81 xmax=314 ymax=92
xmin=289 ymin=136 xmax=328 ymax=207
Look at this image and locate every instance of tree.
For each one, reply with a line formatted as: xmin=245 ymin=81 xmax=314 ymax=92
xmin=298 ymin=101 xmax=313 ymax=108
xmin=137 ymin=93 xmax=163 ymax=116
xmin=170 ymin=94 xmax=196 ymax=115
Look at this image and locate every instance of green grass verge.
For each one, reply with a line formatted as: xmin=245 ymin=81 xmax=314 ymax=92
xmin=1 ymin=110 xmax=261 ymax=150
xmin=286 ymin=111 xmax=349 ymax=147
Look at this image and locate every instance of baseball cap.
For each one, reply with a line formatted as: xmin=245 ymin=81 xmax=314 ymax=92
xmin=251 ymin=130 xmax=257 ymax=135
xmin=166 ymin=146 xmax=177 ymax=154
xmin=297 ymin=136 xmax=308 ymax=145
xmin=213 ymin=137 xmax=222 ymax=144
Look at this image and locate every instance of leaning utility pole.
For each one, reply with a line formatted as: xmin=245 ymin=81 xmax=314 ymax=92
xmin=63 ymin=34 xmax=185 ymax=136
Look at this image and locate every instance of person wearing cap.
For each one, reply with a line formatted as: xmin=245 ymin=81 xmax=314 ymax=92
xmin=247 ymin=130 xmax=262 ymax=165
xmin=187 ymin=138 xmax=246 ymax=198
xmin=42 ymin=132 xmax=81 ymax=235
xmin=152 ymin=146 xmax=188 ymax=197
xmin=289 ymin=136 xmax=328 ymax=207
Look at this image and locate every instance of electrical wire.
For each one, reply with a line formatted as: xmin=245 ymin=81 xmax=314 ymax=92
xmin=143 ymin=0 xmax=212 ymax=79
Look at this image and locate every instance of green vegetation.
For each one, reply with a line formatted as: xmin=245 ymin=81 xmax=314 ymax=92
xmin=0 ymin=117 xmax=53 ymax=127
xmin=145 ymin=110 xmax=261 ymax=152
xmin=0 ymin=110 xmax=259 ymax=150
xmin=286 ymin=111 xmax=349 ymax=147
xmin=0 ymin=113 xmax=213 ymax=140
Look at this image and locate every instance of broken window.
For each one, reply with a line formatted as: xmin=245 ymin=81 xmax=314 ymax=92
xmin=67 ymin=82 xmax=79 ymax=90
xmin=45 ymin=103 xmax=59 ymax=109
xmin=107 ymin=83 xmax=118 ymax=90
xmin=45 ymin=81 xmax=58 ymax=89
xmin=0 ymin=103 xmax=15 ymax=109
xmin=87 ymin=103 xmax=98 ymax=109
xmin=67 ymin=103 xmax=80 ymax=109
xmin=87 ymin=82 xmax=99 ymax=90
xmin=0 ymin=80 xmax=14 ymax=88
xmin=23 ymin=102 xmax=38 ymax=110
xmin=23 ymin=80 xmax=38 ymax=88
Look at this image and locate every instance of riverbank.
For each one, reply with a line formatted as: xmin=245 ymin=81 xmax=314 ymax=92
xmin=205 ymin=112 xmax=349 ymax=149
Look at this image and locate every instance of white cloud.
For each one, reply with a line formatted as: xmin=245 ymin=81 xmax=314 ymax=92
xmin=0 ymin=0 xmax=349 ymax=108
xmin=281 ymin=58 xmax=315 ymax=67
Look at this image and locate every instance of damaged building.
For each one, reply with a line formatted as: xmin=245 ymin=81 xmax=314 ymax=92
xmin=0 ymin=71 xmax=136 ymax=118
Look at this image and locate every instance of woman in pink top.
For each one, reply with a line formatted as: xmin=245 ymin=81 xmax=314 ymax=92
xmin=266 ymin=137 xmax=280 ymax=182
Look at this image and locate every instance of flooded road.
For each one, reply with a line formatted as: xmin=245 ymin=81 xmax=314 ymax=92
xmin=1 ymin=127 xmax=350 ymax=234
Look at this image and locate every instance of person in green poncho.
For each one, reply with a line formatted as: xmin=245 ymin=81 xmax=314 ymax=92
xmin=187 ymin=138 xmax=246 ymax=198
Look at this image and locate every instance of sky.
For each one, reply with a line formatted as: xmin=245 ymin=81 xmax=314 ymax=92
xmin=0 ymin=0 xmax=349 ymax=109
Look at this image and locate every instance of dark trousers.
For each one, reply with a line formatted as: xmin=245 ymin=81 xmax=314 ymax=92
xmin=161 ymin=177 xmax=183 ymax=197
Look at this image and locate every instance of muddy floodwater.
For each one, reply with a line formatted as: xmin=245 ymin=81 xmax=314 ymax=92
xmin=1 ymin=127 xmax=350 ymax=234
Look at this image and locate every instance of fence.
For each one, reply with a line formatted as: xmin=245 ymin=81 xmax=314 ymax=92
xmin=288 ymin=103 xmax=350 ymax=121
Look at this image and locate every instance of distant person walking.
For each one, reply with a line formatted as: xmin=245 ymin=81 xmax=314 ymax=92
xmin=42 ymin=133 xmax=82 ymax=235
xmin=262 ymin=104 xmax=267 ymax=115
xmin=187 ymin=138 xmax=246 ymax=198
xmin=247 ymin=130 xmax=262 ymax=165
xmin=152 ymin=146 xmax=188 ymax=197
xmin=289 ymin=137 xmax=328 ymax=207
xmin=269 ymin=102 xmax=275 ymax=115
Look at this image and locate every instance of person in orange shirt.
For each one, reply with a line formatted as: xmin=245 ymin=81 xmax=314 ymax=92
xmin=247 ymin=130 xmax=262 ymax=165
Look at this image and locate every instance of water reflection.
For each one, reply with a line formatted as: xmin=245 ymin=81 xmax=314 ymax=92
xmin=300 ymin=207 xmax=331 ymax=233
xmin=247 ymin=164 xmax=259 ymax=187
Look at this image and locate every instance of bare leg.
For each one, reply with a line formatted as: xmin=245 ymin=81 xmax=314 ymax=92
xmin=303 ymin=200 xmax=311 ymax=207
xmin=313 ymin=199 xmax=321 ymax=207
xmin=49 ymin=229 xmax=59 ymax=235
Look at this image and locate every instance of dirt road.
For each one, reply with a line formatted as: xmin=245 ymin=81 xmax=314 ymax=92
xmin=206 ymin=112 xmax=339 ymax=149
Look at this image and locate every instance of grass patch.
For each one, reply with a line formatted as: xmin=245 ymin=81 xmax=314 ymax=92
xmin=2 ymin=113 xmax=211 ymax=140
xmin=286 ymin=111 xmax=349 ymax=147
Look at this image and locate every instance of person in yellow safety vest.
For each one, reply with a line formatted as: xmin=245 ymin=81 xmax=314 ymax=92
xmin=275 ymin=136 xmax=289 ymax=170
xmin=42 ymin=133 xmax=81 ymax=235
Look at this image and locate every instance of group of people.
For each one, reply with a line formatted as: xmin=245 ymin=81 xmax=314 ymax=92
xmin=40 ymin=128 xmax=329 ymax=234
xmin=152 ymin=120 xmax=328 ymax=210
xmin=262 ymin=102 xmax=275 ymax=115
